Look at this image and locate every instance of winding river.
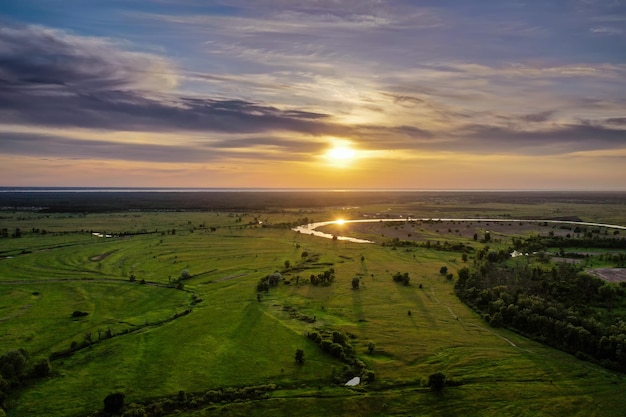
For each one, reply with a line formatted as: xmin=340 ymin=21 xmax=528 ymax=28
xmin=292 ymin=218 xmax=626 ymax=244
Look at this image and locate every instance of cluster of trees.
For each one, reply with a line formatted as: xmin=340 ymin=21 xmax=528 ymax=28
xmin=513 ymin=235 xmax=626 ymax=253
xmin=392 ymin=272 xmax=410 ymax=286
xmin=93 ymin=384 xmax=277 ymax=416
xmin=382 ymin=238 xmax=473 ymax=253
xmin=0 ymin=228 xmax=24 ymax=238
xmin=0 ymin=349 xmax=50 ymax=412
xmin=309 ymin=269 xmax=335 ymax=286
xmin=256 ymin=272 xmax=282 ymax=292
xmin=455 ymin=255 xmax=626 ymax=371
xmin=306 ymin=330 xmax=375 ymax=384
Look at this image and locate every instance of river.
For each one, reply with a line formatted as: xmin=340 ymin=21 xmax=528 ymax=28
xmin=292 ymin=218 xmax=626 ymax=244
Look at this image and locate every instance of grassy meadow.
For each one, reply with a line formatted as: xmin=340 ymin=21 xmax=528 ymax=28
xmin=1 ymin=192 xmax=625 ymax=416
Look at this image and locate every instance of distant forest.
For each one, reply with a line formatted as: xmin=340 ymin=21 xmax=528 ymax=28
xmin=1 ymin=190 xmax=625 ymax=212
xmin=455 ymin=244 xmax=626 ymax=372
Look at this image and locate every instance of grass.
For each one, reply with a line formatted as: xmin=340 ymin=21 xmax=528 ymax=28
xmin=1 ymin=195 xmax=625 ymax=416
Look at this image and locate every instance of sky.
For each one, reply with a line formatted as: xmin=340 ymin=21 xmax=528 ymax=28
xmin=1 ymin=0 xmax=625 ymax=190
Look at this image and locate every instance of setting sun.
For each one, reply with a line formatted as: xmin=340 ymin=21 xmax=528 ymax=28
xmin=324 ymin=141 xmax=357 ymax=167
xmin=335 ymin=218 xmax=346 ymax=225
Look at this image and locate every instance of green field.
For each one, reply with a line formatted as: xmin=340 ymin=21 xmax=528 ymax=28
xmin=1 ymin=192 xmax=625 ymax=416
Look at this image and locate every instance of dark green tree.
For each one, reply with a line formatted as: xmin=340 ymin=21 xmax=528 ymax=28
xmin=32 ymin=358 xmax=51 ymax=378
xmin=352 ymin=277 xmax=360 ymax=289
xmin=103 ymin=392 xmax=125 ymax=414
xmin=295 ymin=349 xmax=305 ymax=364
xmin=427 ymin=372 xmax=446 ymax=391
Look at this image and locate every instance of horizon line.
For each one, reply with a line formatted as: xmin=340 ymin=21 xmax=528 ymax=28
xmin=1 ymin=187 xmax=625 ymax=193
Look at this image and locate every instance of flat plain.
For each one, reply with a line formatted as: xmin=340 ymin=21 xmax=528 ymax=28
xmin=1 ymin=191 xmax=625 ymax=416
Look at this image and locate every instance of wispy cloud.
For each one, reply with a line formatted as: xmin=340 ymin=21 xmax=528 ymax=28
xmin=1 ymin=0 xmax=625 ymax=188
xmin=0 ymin=24 xmax=346 ymax=136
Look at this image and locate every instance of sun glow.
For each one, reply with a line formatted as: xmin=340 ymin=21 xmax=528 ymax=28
xmin=335 ymin=218 xmax=346 ymax=225
xmin=324 ymin=141 xmax=357 ymax=167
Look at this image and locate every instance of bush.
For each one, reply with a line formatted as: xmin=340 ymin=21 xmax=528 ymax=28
xmin=362 ymin=370 xmax=376 ymax=383
xmin=104 ymin=392 xmax=125 ymax=414
xmin=295 ymin=349 xmax=305 ymax=364
xmin=427 ymin=372 xmax=446 ymax=391
xmin=31 ymin=358 xmax=51 ymax=378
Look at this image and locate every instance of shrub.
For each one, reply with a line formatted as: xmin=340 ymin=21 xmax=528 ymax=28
xmin=31 ymin=358 xmax=51 ymax=378
xmin=295 ymin=349 xmax=305 ymax=364
xmin=427 ymin=372 xmax=446 ymax=391
xmin=104 ymin=392 xmax=125 ymax=414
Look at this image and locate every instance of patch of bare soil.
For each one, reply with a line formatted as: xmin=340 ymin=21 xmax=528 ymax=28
xmin=587 ymin=268 xmax=626 ymax=283
xmin=89 ymin=250 xmax=118 ymax=262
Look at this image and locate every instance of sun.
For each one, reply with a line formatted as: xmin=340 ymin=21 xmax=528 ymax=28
xmin=324 ymin=142 xmax=357 ymax=167
xmin=335 ymin=218 xmax=346 ymax=225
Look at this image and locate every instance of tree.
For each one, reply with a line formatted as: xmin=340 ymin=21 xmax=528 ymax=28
xmin=392 ymin=272 xmax=410 ymax=285
xmin=180 ymin=269 xmax=191 ymax=280
xmin=295 ymin=349 xmax=305 ymax=364
xmin=352 ymin=277 xmax=360 ymax=290
xmin=367 ymin=342 xmax=375 ymax=354
xmin=439 ymin=266 xmax=448 ymax=275
xmin=103 ymin=392 xmax=125 ymax=414
xmin=32 ymin=358 xmax=51 ymax=378
xmin=284 ymin=260 xmax=291 ymax=269
xmin=0 ymin=349 xmax=29 ymax=383
xmin=427 ymin=372 xmax=446 ymax=391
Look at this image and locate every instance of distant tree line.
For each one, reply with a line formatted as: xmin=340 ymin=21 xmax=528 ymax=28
xmin=513 ymin=235 xmax=626 ymax=252
xmin=382 ymin=238 xmax=473 ymax=253
xmin=455 ymin=253 xmax=626 ymax=372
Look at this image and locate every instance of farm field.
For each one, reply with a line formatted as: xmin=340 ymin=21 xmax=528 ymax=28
xmin=0 ymin=191 xmax=625 ymax=416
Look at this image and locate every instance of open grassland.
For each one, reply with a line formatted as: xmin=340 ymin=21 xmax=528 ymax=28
xmin=0 ymin=192 xmax=625 ymax=416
